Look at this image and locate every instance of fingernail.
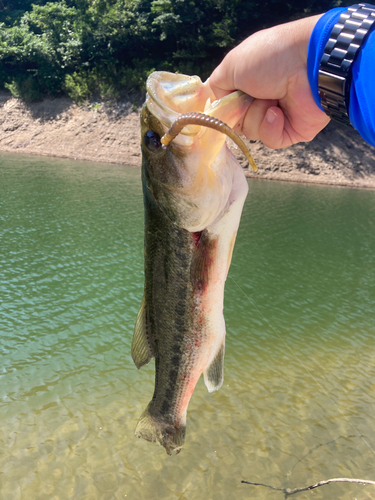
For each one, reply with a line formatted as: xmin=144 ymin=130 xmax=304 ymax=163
xmin=266 ymin=109 xmax=277 ymax=124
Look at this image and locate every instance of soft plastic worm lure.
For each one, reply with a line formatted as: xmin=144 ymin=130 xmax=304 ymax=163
xmin=161 ymin=112 xmax=257 ymax=172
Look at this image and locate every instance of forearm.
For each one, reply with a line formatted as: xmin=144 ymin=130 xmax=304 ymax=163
xmin=209 ymin=6 xmax=375 ymax=149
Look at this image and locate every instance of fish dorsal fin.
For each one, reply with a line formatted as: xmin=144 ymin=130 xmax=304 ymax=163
xmin=131 ymin=296 xmax=154 ymax=369
xmin=204 ymin=343 xmax=225 ymax=392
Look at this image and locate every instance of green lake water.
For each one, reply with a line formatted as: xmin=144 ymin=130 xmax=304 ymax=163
xmin=0 ymin=152 xmax=374 ymax=500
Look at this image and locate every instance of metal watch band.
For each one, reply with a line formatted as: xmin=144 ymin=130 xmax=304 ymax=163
xmin=318 ymin=3 xmax=375 ymax=125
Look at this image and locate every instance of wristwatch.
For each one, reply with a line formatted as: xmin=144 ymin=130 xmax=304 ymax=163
xmin=318 ymin=3 xmax=375 ymax=125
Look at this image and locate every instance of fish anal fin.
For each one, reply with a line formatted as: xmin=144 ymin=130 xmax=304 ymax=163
xmin=131 ymin=296 xmax=154 ymax=369
xmin=204 ymin=343 xmax=225 ymax=393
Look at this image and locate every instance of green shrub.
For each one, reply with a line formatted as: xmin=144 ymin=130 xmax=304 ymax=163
xmin=4 ymin=75 xmax=41 ymax=101
xmin=63 ymin=71 xmax=92 ymax=103
xmin=119 ymin=63 xmax=155 ymax=93
xmin=97 ymin=82 xmax=118 ymax=102
xmin=0 ymin=0 xmax=345 ymax=100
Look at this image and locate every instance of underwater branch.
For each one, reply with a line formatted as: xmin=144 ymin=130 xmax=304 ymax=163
xmin=241 ymin=477 xmax=375 ymax=498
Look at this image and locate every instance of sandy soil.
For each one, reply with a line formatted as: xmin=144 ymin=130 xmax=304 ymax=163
xmin=1 ymin=91 xmax=375 ymax=189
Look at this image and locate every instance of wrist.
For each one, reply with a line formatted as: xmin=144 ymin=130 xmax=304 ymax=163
xmin=294 ymin=15 xmax=324 ymax=67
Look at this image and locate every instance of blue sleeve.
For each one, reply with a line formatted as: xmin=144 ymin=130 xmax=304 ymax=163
xmin=307 ymin=7 xmax=375 ymax=147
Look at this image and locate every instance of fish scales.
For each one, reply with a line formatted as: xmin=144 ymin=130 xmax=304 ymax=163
xmin=132 ymin=71 xmax=253 ymax=454
xmin=139 ymin=168 xmax=216 ymax=453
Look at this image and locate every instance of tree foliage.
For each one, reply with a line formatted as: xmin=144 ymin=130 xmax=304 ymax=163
xmin=0 ymin=0 xmax=350 ymax=101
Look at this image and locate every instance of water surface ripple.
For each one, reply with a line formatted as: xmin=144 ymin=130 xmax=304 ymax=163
xmin=0 ymin=153 xmax=374 ymax=500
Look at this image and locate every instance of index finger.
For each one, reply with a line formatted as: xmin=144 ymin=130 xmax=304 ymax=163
xmin=208 ymin=56 xmax=237 ymax=99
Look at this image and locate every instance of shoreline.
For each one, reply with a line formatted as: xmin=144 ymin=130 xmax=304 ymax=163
xmin=1 ymin=92 xmax=375 ymax=189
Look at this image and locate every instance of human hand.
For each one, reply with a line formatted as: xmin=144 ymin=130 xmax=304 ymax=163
xmin=209 ymin=15 xmax=330 ymax=149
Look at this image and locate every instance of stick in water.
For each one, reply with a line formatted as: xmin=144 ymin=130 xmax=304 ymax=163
xmin=241 ymin=477 xmax=375 ymax=498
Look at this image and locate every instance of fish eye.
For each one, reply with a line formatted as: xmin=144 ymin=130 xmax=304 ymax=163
xmin=145 ymin=130 xmax=162 ymax=152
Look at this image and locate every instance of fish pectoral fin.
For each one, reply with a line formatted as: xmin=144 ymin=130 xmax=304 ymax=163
xmin=190 ymin=230 xmax=218 ymax=289
xmin=204 ymin=343 xmax=225 ymax=393
xmin=131 ymin=296 xmax=154 ymax=369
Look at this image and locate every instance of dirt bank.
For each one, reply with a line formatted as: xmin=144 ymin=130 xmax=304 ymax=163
xmin=1 ymin=91 xmax=375 ymax=189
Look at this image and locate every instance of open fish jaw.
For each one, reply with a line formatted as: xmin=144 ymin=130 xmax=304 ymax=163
xmin=132 ymin=71 xmax=249 ymax=454
xmin=146 ymin=71 xmax=211 ymax=138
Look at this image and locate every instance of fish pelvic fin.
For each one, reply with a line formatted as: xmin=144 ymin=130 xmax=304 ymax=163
xmin=135 ymin=406 xmax=186 ymax=455
xmin=131 ymin=296 xmax=154 ymax=369
xmin=204 ymin=343 xmax=225 ymax=393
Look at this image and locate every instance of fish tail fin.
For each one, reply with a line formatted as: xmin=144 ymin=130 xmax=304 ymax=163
xmin=135 ymin=406 xmax=186 ymax=455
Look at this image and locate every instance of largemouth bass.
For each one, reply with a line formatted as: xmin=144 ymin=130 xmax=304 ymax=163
xmin=132 ymin=71 xmax=256 ymax=455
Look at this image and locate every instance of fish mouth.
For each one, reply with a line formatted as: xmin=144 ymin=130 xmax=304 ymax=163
xmin=146 ymin=72 xmax=257 ymax=170
xmin=146 ymin=72 xmax=211 ymax=141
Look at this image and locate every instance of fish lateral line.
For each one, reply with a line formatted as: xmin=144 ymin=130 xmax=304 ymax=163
xmin=161 ymin=112 xmax=258 ymax=172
